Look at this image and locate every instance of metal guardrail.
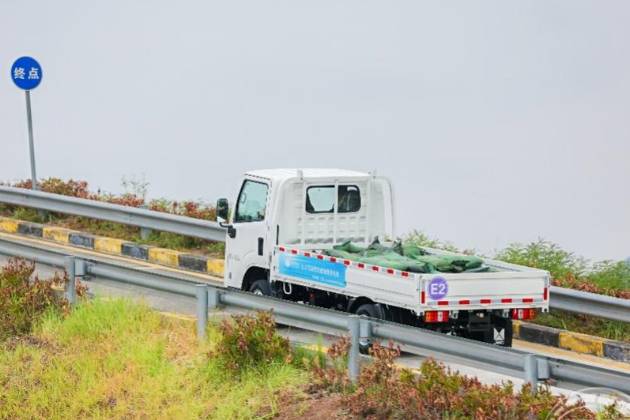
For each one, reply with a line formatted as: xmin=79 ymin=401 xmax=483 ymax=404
xmin=1 ymin=186 xmax=628 ymax=323
xmin=0 ymin=186 xmax=225 ymax=241
xmin=550 ymin=286 xmax=630 ymax=323
xmin=0 ymin=237 xmax=628 ymax=393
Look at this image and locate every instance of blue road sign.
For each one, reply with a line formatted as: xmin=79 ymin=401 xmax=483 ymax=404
xmin=11 ymin=56 xmax=43 ymax=90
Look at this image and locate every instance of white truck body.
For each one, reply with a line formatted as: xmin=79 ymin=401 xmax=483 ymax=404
xmin=219 ymin=168 xmax=550 ymax=345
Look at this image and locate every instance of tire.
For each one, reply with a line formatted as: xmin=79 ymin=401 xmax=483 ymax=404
xmin=355 ymin=303 xmax=385 ymax=354
xmin=249 ymin=279 xmax=272 ymax=296
xmin=469 ymin=330 xmax=494 ymax=344
xmin=356 ymin=303 xmax=382 ymax=319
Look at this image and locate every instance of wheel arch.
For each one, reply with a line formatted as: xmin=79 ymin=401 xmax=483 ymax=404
xmin=241 ymin=266 xmax=269 ymax=291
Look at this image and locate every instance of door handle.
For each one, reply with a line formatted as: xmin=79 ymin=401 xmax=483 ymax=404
xmin=257 ymin=237 xmax=264 ymax=256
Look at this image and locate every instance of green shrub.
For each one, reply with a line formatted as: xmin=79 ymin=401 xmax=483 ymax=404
xmin=404 ymin=230 xmax=459 ymax=252
xmin=495 ymin=239 xmax=588 ymax=279
xmin=212 ymin=311 xmax=291 ymax=373
xmin=588 ymin=260 xmax=630 ymax=298
xmin=0 ymin=259 xmax=70 ymax=341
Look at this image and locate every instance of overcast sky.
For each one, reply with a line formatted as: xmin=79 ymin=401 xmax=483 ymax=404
xmin=1 ymin=1 xmax=629 ymax=261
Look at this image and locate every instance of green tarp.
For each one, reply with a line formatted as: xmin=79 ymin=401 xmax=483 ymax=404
xmin=323 ymin=239 xmax=488 ymax=274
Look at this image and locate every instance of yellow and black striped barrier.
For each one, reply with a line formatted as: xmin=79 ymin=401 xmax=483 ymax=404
xmin=513 ymin=320 xmax=628 ymax=362
xmin=0 ymin=216 xmax=225 ymax=278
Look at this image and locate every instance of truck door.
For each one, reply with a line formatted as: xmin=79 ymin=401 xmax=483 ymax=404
xmin=224 ymin=178 xmax=270 ymax=289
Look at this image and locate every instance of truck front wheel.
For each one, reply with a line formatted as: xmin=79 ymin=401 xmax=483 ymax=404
xmin=249 ymin=279 xmax=272 ymax=296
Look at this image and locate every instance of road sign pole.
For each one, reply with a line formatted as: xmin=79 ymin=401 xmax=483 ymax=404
xmin=24 ymin=90 xmax=38 ymax=191
xmin=12 ymin=56 xmax=43 ymax=191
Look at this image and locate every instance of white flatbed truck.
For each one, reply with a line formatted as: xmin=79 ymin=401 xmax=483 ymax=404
xmin=216 ymin=169 xmax=550 ymax=347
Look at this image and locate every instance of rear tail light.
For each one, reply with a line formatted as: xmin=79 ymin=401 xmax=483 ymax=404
xmin=424 ymin=311 xmax=449 ymax=323
xmin=512 ymin=308 xmax=537 ymax=320
xmin=543 ymin=287 xmax=548 ymax=301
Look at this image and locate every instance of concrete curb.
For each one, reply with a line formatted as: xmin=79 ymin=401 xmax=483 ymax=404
xmin=0 ymin=216 xmax=225 ymax=279
xmin=514 ymin=321 xmax=559 ymax=347
xmin=513 ymin=320 xmax=629 ymax=363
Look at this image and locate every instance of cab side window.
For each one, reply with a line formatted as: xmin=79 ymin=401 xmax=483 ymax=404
xmin=234 ymin=180 xmax=269 ymax=222
xmin=305 ymin=185 xmax=361 ymax=214
xmin=338 ymin=185 xmax=361 ymax=213
xmin=306 ymin=186 xmax=335 ymax=213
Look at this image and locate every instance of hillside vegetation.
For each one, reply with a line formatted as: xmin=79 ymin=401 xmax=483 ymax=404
xmin=0 ymin=178 xmax=224 ymax=256
xmin=1 ymin=260 xmax=620 ymax=419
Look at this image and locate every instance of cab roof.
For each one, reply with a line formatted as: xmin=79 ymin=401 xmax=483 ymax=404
xmin=245 ymin=168 xmax=371 ymax=182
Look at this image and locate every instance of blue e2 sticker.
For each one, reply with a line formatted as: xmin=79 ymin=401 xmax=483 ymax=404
xmin=428 ymin=277 xmax=448 ymax=300
xmin=278 ymin=253 xmax=346 ymax=288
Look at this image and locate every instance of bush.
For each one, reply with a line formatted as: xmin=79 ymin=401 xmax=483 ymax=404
xmin=0 ymin=258 xmax=77 ymax=341
xmin=341 ymin=342 xmax=612 ymax=420
xmin=149 ymin=198 xmax=216 ymax=220
xmin=404 ymin=230 xmax=459 ymax=253
xmin=212 ymin=311 xmax=291 ymax=373
xmin=13 ymin=178 xmax=90 ymax=198
xmin=495 ymin=239 xmax=588 ymax=280
xmin=496 ymin=239 xmax=628 ymax=299
xmin=307 ymin=336 xmax=351 ymax=393
xmin=588 ymin=261 xmax=630 ymax=299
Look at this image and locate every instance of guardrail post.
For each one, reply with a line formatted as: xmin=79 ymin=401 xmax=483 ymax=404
xmin=75 ymin=259 xmax=87 ymax=279
xmin=196 ymin=284 xmax=208 ymax=341
xmin=208 ymin=286 xmax=220 ymax=309
xmin=524 ymin=354 xmax=538 ymax=393
xmin=64 ymin=256 xmax=76 ymax=305
xmin=359 ymin=316 xmax=372 ymax=349
xmin=537 ymin=356 xmax=550 ymax=381
xmin=139 ymin=205 xmax=152 ymax=239
xmin=348 ymin=315 xmax=360 ymax=383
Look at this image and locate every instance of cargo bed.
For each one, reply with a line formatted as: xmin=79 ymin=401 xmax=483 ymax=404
xmin=272 ymin=245 xmax=550 ymax=315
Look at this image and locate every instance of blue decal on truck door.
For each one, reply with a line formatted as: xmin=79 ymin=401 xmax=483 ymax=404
xmin=278 ymin=253 xmax=347 ymax=288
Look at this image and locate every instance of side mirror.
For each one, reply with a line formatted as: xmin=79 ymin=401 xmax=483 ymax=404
xmin=216 ymin=198 xmax=229 ymax=222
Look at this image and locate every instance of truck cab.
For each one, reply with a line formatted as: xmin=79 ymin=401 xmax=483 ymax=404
xmin=217 ymin=168 xmax=394 ymax=292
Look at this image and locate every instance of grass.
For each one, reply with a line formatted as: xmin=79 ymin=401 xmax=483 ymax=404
xmin=534 ymin=311 xmax=629 ymax=342
xmin=0 ymin=299 xmax=306 ymax=419
xmin=0 ymin=295 xmax=621 ymax=419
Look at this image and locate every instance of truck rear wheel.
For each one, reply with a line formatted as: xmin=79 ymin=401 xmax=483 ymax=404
xmin=249 ymin=279 xmax=272 ymax=296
